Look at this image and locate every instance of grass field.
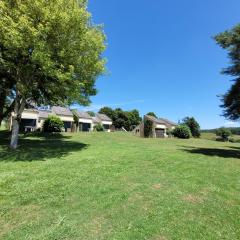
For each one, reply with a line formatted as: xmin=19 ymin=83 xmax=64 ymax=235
xmin=0 ymin=131 xmax=240 ymax=240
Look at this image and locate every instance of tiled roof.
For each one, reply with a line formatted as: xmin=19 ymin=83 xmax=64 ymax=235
xmin=145 ymin=115 xmax=177 ymax=126
xmin=75 ymin=111 xmax=92 ymax=119
xmin=92 ymin=117 xmax=101 ymax=123
xmin=95 ymin=113 xmax=112 ymax=121
xmin=159 ymin=118 xmax=177 ymax=126
xmin=52 ymin=106 xmax=73 ymax=116
xmin=39 ymin=110 xmax=52 ymax=119
xmin=145 ymin=115 xmax=166 ymax=124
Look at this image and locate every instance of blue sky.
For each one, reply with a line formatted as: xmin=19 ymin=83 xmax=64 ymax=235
xmin=81 ymin=0 xmax=240 ymax=129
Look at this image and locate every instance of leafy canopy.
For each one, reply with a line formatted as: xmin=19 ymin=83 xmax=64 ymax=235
xmin=172 ymin=125 xmax=192 ymax=139
xmin=0 ymin=0 xmax=106 ymax=148
xmin=43 ymin=115 xmax=64 ymax=133
xmin=146 ymin=112 xmax=158 ymax=118
xmin=215 ymin=24 xmax=240 ymax=120
xmin=216 ymin=127 xmax=232 ymax=141
xmin=0 ymin=0 xmax=106 ymax=106
xmin=182 ymin=117 xmax=201 ymax=138
xmin=94 ymin=123 xmax=104 ymax=132
xmin=99 ymin=107 xmax=141 ymax=131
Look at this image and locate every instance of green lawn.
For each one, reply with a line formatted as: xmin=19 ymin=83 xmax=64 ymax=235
xmin=0 ymin=132 xmax=240 ymax=240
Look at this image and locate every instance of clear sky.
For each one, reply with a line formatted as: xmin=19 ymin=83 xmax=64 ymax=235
xmin=81 ymin=0 xmax=240 ymax=129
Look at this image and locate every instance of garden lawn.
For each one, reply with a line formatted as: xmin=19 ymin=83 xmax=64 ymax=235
xmin=0 ymin=132 xmax=240 ymax=240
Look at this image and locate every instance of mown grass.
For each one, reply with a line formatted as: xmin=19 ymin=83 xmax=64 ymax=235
xmin=201 ymin=132 xmax=240 ymax=142
xmin=0 ymin=131 xmax=240 ymax=240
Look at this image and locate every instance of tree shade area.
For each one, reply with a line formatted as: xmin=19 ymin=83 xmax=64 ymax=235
xmin=0 ymin=0 xmax=106 ymax=148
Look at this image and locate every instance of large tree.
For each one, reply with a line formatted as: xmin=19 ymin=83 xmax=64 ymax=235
xmin=98 ymin=107 xmax=141 ymax=131
xmin=215 ymin=24 xmax=240 ymax=120
xmin=146 ymin=112 xmax=158 ymax=118
xmin=0 ymin=0 xmax=106 ymax=148
xmin=182 ymin=117 xmax=201 ymax=138
xmin=99 ymin=107 xmax=116 ymax=120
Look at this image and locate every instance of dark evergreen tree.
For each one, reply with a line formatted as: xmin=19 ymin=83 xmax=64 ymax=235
xmin=215 ymin=24 xmax=240 ymax=120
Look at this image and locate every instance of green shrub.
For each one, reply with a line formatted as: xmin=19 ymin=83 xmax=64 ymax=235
xmin=166 ymin=129 xmax=173 ymax=137
xmin=216 ymin=128 xmax=232 ymax=141
xmin=94 ymin=123 xmax=104 ymax=132
xmin=172 ymin=125 xmax=192 ymax=139
xmin=229 ymin=137 xmax=236 ymax=143
xmin=144 ymin=119 xmax=153 ymax=138
xmin=43 ymin=116 xmax=64 ymax=133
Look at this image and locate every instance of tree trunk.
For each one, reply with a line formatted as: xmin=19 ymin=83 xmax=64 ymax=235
xmin=10 ymin=118 xmax=20 ymax=149
xmin=9 ymin=95 xmax=26 ymax=149
xmin=0 ymin=90 xmax=6 ymax=127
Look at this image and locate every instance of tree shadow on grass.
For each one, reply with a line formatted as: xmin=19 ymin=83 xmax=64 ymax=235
xmin=180 ymin=146 xmax=240 ymax=159
xmin=21 ymin=132 xmax=73 ymax=139
xmin=0 ymin=131 xmax=88 ymax=162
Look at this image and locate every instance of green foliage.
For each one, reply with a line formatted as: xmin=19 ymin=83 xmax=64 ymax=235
xmin=99 ymin=107 xmax=116 ymax=120
xmin=43 ymin=116 xmax=64 ymax=133
xmin=144 ymin=119 xmax=153 ymax=138
xmin=0 ymin=0 xmax=106 ymax=147
xmin=94 ymin=123 xmax=104 ymax=132
xmin=166 ymin=129 xmax=173 ymax=137
xmin=87 ymin=111 xmax=95 ymax=117
xmin=215 ymin=24 xmax=240 ymax=120
xmin=72 ymin=110 xmax=79 ymax=124
xmin=146 ymin=112 xmax=158 ymax=118
xmin=99 ymin=107 xmax=141 ymax=131
xmin=202 ymin=127 xmax=240 ymax=135
xmin=182 ymin=117 xmax=201 ymax=138
xmin=216 ymin=127 xmax=232 ymax=141
xmin=172 ymin=125 xmax=192 ymax=139
xmin=0 ymin=0 xmax=106 ymax=105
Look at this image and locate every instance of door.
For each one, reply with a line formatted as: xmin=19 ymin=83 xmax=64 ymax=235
xmin=155 ymin=128 xmax=165 ymax=138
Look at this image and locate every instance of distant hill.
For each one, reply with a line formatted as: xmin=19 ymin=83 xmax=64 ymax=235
xmin=202 ymin=127 xmax=240 ymax=135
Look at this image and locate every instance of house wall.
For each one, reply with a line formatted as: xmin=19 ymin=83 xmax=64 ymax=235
xmin=21 ymin=111 xmax=38 ymax=120
xmin=137 ymin=120 xmax=171 ymax=138
xmin=78 ymin=118 xmax=93 ymax=124
xmin=10 ymin=109 xmax=115 ymax=133
xmin=10 ymin=110 xmax=38 ymax=131
xmin=37 ymin=118 xmax=46 ymax=129
xmin=102 ymin=121 xmax=112 ymax=132
xmin=58 ymin=115 xmax=74 ymax=122
xmin=78 ymin=118 xmax=93 ymax=131
xmin=101 ymin=120 xmax=112 ymax=125
xmin=155 ymin=124 xmax=167 ymax=129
